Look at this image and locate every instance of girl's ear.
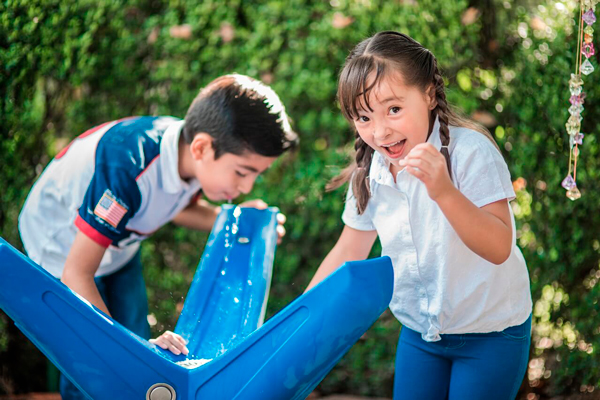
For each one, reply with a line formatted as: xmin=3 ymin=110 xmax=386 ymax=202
xmin=190 ymin=133 xmax=214 ymax=161
xmin=426 ymin=84 xmax=437 ymax=110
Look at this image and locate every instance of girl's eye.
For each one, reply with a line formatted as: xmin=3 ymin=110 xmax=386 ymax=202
xmin=235 ymin=171 xmax=247 ymax=178
xmin=357 ymin=115 xmax=370 ymax=123
xmin=389 ymin=106 xmax=401 ymax=115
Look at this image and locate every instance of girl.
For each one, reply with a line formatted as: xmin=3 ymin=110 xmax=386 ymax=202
xmin=306 ymin=31 xmax=532 ymax=400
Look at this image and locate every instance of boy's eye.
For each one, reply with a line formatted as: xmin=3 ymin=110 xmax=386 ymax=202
xmin=357 ymin=115 xmax=370 ymax=123
xmin=235 ymin=171 xmax=247 ymax=178
xmin=389 ymin=106 xmax=401 ymax=114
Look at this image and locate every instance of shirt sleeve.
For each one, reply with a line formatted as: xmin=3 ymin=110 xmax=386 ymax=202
xmin=76 ymin=165 xmax=142 ymax=248
xmin=341 ymin=182 xmax=376 ymax=231
xmin=453 ymin=133 xmax=516 ymax=208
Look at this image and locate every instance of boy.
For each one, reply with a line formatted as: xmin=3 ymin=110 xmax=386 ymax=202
xmin=18 ymin=74 xmax=298 ymax=399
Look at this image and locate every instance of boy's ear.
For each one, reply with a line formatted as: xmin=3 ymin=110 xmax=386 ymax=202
xmin=189 ymin=133 xmax=213 ymax=161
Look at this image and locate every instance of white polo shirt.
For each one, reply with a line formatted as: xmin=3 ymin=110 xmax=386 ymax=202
xmin=342 ymin=119 xmax=532 ymax=341
xmin=19 ymin=117 xmax=202 ymax=278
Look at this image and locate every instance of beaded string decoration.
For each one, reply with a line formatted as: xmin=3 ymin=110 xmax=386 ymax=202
xmin=562 ymin=0 xmax=598 ymax=200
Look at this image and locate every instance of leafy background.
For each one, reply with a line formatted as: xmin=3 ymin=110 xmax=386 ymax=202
xmin=1 ymin=0 xmax=599 ymax=398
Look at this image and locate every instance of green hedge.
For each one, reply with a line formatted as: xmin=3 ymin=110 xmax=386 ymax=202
xmin=1 ymin=0 xmax=599 ymax=397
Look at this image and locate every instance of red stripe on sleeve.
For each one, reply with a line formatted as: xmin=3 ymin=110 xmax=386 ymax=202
xmin=55 ymin=117 xmax=137 ymax=160
xmin=75 ymin=215 xmax=112 ymax=248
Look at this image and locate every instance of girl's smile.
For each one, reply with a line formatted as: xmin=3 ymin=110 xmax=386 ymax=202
xmin=380 ymin=139 xmax=407 ymax=159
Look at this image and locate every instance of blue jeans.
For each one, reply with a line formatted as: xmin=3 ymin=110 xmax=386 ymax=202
xmin=60 ymin=252 xmax=150 ymax=399
xmin=394 ymin=315 xmax=531 ymax=400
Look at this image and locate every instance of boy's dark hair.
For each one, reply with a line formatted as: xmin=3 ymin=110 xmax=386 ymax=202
xmin=183 ymin=74 xmax=298 ymax=158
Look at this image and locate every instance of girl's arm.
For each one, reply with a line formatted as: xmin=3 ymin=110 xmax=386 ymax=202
xmin=435 ymin=192 xmax=512 ymax=265
xmin=305 ymin=225 xmax=378 ymax=292
xmin=400 ymin=143 xmax=512 ymax=265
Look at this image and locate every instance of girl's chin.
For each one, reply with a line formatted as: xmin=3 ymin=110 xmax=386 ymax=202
xmin=386 ymin=156 xmax=404 ymax=166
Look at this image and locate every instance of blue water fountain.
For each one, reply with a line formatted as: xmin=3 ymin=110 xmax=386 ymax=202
xmin=0 ymin=205 xmax=393 ymax=399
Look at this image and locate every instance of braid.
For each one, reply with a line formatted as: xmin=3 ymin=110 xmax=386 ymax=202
xmin=353 ymin=134 xmax=374 ymax=214
xmin=433 ymin=65 xmax=452 ymax=179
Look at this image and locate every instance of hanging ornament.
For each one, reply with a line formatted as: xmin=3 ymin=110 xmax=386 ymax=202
xmin=561 ymin=1 xmax=598 ymax=200
xmin=581 ymin=58 xmax=595 ymax=74
xmin=583 ymin=8 xmax=597 ymax=24
xmin=566 ymin=186 xmax=582 ymax=200
xmin=582 ymin=42 xmax=595 ymax=57
xmin=569 ymin=104 xmax=584 ymax=115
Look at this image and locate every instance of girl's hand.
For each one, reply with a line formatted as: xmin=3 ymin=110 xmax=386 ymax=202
xmin=238 ymin=199 xmax=286 ymax=243
xmin=399 ymin=143 xmax=455 ymax=202
xmin=149 ymin=330 xmax=189 ymax=356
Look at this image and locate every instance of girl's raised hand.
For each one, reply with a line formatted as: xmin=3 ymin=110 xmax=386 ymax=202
xmin=399 ymin=143 xmax=454 ymax=202
xmin=149 ymin=330 xmax=189 ymax=356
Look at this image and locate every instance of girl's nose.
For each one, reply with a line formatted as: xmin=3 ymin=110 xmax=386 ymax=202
xmin=373 ymin=124 xmax=392 ymax=141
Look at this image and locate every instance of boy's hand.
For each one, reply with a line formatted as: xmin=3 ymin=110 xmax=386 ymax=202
xmin=275 ymin=213 xmax=286 ymax=244
xmin=239 ymin=199 xmax=286 ymax=243
xmin=399 ymin=143 xmax=454 ymax=202
xmin=149 ymin=330 xmax=189 ymax=356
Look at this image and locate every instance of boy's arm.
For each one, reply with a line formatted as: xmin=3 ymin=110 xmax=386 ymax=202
xmin=171 ymin=199 xmax=220 ymax=231
xmin=305 ymin=225 xmax=377 ymax=292
xmin=61 ymin=231 xmax=110 ymax=315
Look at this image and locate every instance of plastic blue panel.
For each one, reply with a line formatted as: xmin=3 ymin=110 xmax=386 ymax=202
xmin=0 ymin=237 xmax=185 ymax=399
xmin=174 ymin=205 xmax=279 ymax=360
xmin=0 ymin=205 xmax=393 ymax=399
xmin=191 ymin=256 xmax=394 ymax=400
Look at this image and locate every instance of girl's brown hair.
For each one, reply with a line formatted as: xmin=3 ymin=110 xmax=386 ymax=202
xmin=329 ymin=31 xmax=496 ymax=214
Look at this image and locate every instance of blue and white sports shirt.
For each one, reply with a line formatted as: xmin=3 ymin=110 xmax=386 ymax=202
xmin=19 ymin=117 xmax=202 ymax=277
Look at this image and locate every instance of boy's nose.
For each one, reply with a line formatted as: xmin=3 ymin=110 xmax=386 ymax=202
xmin=238 ymin=178 xmax=254 ymax=195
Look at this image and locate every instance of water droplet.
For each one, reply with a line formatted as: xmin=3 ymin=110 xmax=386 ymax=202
xmin=221 ymin=270 xmax=226 ymax=275
xmin=234 ymin=298 xmax=239 ymax=303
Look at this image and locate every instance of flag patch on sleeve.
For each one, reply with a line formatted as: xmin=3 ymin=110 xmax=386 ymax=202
xmin=94 ymin=190 xmax=128 ymax=228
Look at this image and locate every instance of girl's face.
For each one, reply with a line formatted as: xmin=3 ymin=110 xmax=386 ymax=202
xmin=353 ymin=72 xmax=436 ymax=174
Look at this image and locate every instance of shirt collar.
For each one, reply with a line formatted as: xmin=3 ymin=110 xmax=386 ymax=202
xmin=368 ymin=116 xmax=442 ymax=189
xmin=160 ymin=119 xmax=201 ymax=194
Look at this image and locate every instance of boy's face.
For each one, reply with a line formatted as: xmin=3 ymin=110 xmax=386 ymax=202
xmin=190 ymin=135 xmax=277 ymax=202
